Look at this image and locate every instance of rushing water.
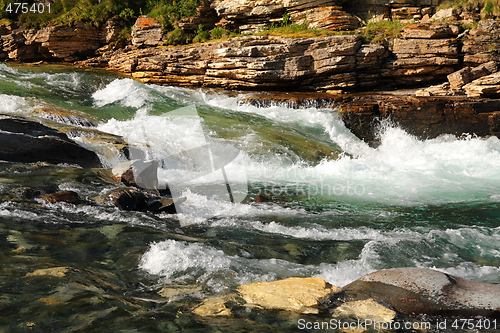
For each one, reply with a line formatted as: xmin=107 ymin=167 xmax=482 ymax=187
xmin=1 ymin=63 xmax=500 ymax=332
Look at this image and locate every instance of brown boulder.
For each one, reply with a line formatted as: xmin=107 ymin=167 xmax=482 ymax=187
xmin=343 ymin=268 xmax=500 ymax=318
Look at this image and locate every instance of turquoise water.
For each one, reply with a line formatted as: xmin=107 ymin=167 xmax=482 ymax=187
xmin=1 ymin=63 xmax=500 ymax=332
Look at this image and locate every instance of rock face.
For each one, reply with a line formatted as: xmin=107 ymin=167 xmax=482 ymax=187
xmin=0 ymin=21 xmax=114 ymax=62
xmin=0 ymin=115 xmax=101 ymax=168
xmin=210 ymin=0 xmax=359 ymax=33
xmin=344 ymin=0 xmax=441 ymax=21
xmin=338 ymin=95 xmax=500 ymax=145
xmin=383 ymin=23 xmax=461 ymax=86
xmin=30 ymin=22 xmax=103 ymax=62
xmin=107 ymin=35 xmax=362 ymax=91
xmin=463 ymin=20 xmax=500 ymax=66
xmin=343 ymin=268 xmax=500 ymax=318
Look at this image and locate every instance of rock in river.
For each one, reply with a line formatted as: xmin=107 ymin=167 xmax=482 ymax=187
xmin=0 ymin=115 xmax=101 ymax=168
xmin=342 ymin=267 xmax=500 ymax=318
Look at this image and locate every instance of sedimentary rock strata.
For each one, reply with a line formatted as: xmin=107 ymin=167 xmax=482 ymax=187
xmin=106 ymin=35 xmax=363 ymax=91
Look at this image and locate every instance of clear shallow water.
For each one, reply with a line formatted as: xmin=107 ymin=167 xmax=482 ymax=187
xmin=1 ymin=63 xmax=500 ymax=332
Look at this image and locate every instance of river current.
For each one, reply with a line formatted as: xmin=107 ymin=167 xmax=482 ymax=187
xmin=1 ymin=64 xmax=499 ymax=332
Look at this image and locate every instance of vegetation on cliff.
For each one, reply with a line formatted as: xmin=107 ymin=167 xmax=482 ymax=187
xmin=0 ymin=0 xmax=200 ymax=31
xmin=439 ymin=0 xmax=500 ymax=18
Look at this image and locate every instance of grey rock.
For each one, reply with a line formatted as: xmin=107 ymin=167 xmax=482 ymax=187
xmin=0 ymin=115 xmax=101 ymax=168
xmin=343 ymin=267 xmax=500 ymax=317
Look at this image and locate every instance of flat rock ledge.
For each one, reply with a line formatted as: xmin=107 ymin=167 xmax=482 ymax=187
xmin=0 ymin=114 xmax=101 ymax=168
xmin=192 ymin=268 xmax=500 ymax=323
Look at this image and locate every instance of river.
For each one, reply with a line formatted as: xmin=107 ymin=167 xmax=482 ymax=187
xmin=1 ymin=63 xmax=499 ymax=332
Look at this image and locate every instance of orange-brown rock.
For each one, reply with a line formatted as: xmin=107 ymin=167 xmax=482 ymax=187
xmin=290 ymin=6 xmax=359 ymax=31
xmin=131 ymin=16 xmax=163 ymax=47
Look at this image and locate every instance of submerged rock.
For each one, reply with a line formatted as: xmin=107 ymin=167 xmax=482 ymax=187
xmin=342 ymin=267 xmax=500 ymax=318
xmin=40 ymin=190 xmax=80 ymax=204
xmin=26 ymin=267 xmax=70 ymax=278
xmin=104 ymin=188 xmax=148 ymax=211
xmin=331 ymin=298 xmax=396 ymax=323
xmin=0 ymin=115 xmax=101 ymax=168
xmin=237 ymin=277 xmax=340 ymax=314
xmin=193 ymin=295 xmax=232 ymax=317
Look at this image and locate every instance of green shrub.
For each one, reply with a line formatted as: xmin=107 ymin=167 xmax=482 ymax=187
xmin=192 ymin=24 xmax=210 ymax=43
xmin=145 ymin=0 xmax=199 ymax=30
xmin=359 ymin=19 xmax=409 ymax=44
xmin=164 ymin=27 xmax=191 ymax=45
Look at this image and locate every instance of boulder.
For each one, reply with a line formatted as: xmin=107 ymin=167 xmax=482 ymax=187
xmin=237 ymin=277 xmax=340 ymax=314
xmin=0 ymin=115 xmax=101 ymax=168
xmin=342 ymin=267 xmax=500 ymax=318
xmin=193 ymin=295 xmax=232 ymax=317
xmin=415 ymin=82 xmax=462 ymax=96
xmin=463 ymin=72 xmax=500 ymax=98
xmin=470 ymin=61 xmax=500 ymax=81
xmin=290 ymin=6 xmax=359 ymax=31
xmin=111 ymin=160 xmax=159 ymax=189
